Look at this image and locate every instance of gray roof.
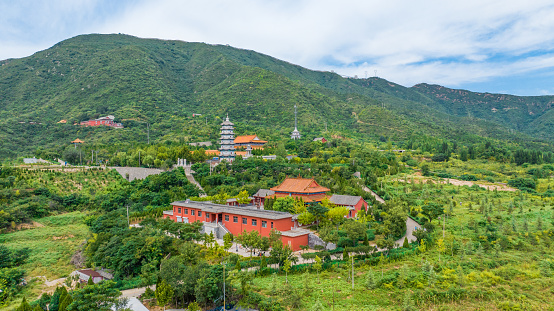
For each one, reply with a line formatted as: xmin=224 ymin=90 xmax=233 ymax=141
xmin=171 ymin=200 xmax=293 ymax=220
xmin=329 ymin=194 xmax=364 ymax=207
xmin=253 ymin=189 xmax=275 ymax=197
xmin=281 ymin=228 xmax=311 ymax=237
xmin=313 ymin=137 xmax=325 ymax=141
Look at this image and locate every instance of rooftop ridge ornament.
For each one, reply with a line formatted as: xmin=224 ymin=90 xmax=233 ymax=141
xmin=291 ymin=104 xmax=301 ymax=140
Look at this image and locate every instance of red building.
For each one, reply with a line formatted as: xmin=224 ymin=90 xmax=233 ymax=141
xmin=329 ymin=194 xmax=369 ymax=218
xmin=163 ymin=200 xmax=309 ymax=250
xmin=80 ymin=115 xmax=123 ymax=128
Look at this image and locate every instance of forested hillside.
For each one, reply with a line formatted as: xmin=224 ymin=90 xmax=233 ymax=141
xmin=1 ymin=33 xmax=554 ymax=160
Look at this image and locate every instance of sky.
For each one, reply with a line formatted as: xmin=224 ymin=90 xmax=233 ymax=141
xmin=2 ymin=0 xmax=554 ymax=96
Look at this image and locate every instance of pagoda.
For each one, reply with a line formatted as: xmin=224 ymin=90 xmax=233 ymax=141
xmin=291 ymin=104 xmax=301 ymax=140
xmin=219 ymin=115 xmax=236 ymax=162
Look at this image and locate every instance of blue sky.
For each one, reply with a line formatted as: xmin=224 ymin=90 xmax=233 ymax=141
xmin=2 ymin=0 xmax=554 ymax=96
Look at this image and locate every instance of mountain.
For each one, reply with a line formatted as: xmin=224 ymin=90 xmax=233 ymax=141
xmin=0 ymin=33 xmax=553 ymax=158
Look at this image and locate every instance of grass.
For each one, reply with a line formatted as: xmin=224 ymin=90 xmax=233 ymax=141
xmin=0 ymin=212 xmax=89 ymax=310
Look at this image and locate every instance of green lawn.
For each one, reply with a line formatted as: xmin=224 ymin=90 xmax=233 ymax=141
xmin=0 ymin=212 xmax=89 ymax=310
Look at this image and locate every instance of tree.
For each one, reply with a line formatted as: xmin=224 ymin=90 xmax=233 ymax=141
xmin=66 ymin=281 xmax=123 ymax=311
xmin=342 ymin=248 xmax=349 ymax=262
xmin=223 ymin=233 xmax=234 ymax=251
xmin=397 ymin=264 xmax=408 ymax=288
xmin=211 ymin=192 xmax=229 ymax=205
xmin=155 ymin=279 xmax=174 ymax=311
xmin=366 ymin=269 xmax=377 ymax=289
xmin=283 ymin=259 xmax=292 ymax=284
xmin=297 ymin=212 xmax=315 ymax=225
xmin=382 ymin=205 xmax=407 ymax=239
xmin=311 ymin=298 xmax=325 ymax=311
xmin=314 ymin=256 xmax=322 ymax=284
xmin=402 ymin=237 xmax=409 ymax=248
xmin=437 ymin=238 xmax=446 ymax=262
xmin=327 ymin=206 xmax=349 ymax=227
xmin=270 ymin=240 xmax=294 ymax=267
xmin=187 ymin=301 xmax=201 ymax=311
xmin=58 ymin=294 xmax=73 ymax=311
xmin=318 ymin=226 xmax=339 ymax=249
xmin=402 ymin=291 xmax=416 ymax=311
xmin=307 ymin=204 xmax=329 ymax=224
xmin=341 ymin=220 xmax=366 ymax=242
xmin=236 ymin=230 xmax=262 ymax=257
xmin=236 ymin=190 xmax=251 ymax=205
xmin=422 ymin=203 xmax=443 ymax=223
xmin=273 ymin=197 xmax=296 ymax=213
xmin=16 ymin=297 xmax=32 ymax=311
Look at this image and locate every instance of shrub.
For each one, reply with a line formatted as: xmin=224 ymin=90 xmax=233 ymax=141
xmin=508 ymin=178 xmax=536 ymax=191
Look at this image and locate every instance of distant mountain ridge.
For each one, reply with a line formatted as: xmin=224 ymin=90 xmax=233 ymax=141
xmin=0 ymin=33 xmax=552 ymax=158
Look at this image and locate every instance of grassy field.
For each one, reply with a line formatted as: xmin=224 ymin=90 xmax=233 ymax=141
xmin=246 ymin=164 xmax=554 ymax=310
xmin=0 ymin=212 xmax=89 ymax=310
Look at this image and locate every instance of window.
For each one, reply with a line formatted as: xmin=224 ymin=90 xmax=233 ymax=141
xmin=242 ymin=218 xmax=247 ymax=224
xmin=271 ymin=222 xmax=274 ymax=228
xmin=191 ymin=210 xmax=195 ymax=216
xmin=206 ymin=213 xmax=210 ymax=218
xmin=225 ymin=215 xmax=229 ymax=221
xmin=184 ymin=209 xmax=188 ymax=214
xmin=233 ymin=216 xmax=238 ymax=223
xmin=252 ymin=219 xmax=257 ymax=226
xmin=178 ymin=208 xmax=182 ymax=214
xmin=198 ymin=211 xmax=202 ymax=217
xmin=262 ymin=221 xmax=267 ymax=228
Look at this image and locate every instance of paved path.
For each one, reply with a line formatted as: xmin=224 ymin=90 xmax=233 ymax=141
xmin=120 ymin=285 xmax=156 ymax=298
xmin=362 ymin=185 xmax=385 ymax=203
xmin=394 ymin=217 xmax=419 ymax=247
xmin=354 ymin=172 xmax=385 ymax=203
xmin=184 ymin=165 xmax=207 ymax=197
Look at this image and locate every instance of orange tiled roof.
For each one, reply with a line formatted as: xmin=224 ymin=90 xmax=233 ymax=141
xmin=270 ymin=177 xmax=330 ymax=194
xmin=71 ymin=139 xmax=84 ymax=143
xmin=235 ymin=151 xmax=248 ymax=156
xmin=234 ymin=135 xmax=267 ymax=144
xmin=205 ymin=150 xmax=220 ymax=155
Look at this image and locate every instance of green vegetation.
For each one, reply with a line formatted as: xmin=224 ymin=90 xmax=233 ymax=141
xmin=2 ymin=33 xmax=554 ymax=165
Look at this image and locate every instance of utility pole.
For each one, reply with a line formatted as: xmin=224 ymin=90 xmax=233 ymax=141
xmin=147 ymin=123 xmax=150 ymax=145
xmin=222 ymin=262 xmax=225 ymax=311
xmin=96 ymin=150 xmax=99 ymax=165
xmin=91 ymin=150 xmax=94 ymax=165
xmin=352 ymin=256 xmax=354 ymax=289
xmin=138 ymin=150 xmax=141 ymax=167
xmin=443 ymin=214 xmax=446 ymax=238
xmin=126 ymin=205 xmax=130 ymax=227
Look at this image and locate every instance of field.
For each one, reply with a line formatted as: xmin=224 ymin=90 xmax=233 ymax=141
xmin=0 ymin=212 xmax=89 ymax=310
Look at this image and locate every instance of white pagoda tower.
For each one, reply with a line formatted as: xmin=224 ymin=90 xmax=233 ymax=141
xmin=219 ymin=114 xmax=236 ymax=162
xmin=291 ymin=104 xmax=301 ymax=140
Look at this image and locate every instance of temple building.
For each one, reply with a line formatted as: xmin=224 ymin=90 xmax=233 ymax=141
xmin=234 ymin=135 xmax=267 ymax=149
xmin=219 ymin=115 xmax=235 ymax=162
xmin=253 ymin=177 xmax=369 ymax=218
